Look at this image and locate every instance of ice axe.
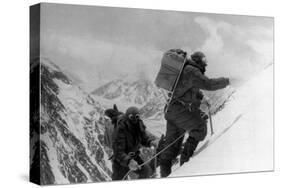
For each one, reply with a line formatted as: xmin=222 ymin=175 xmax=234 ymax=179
xmin=149 ymin=146 xmax=158 ymax=178
xmin=207 ymin=104 xmax=214 ymax=135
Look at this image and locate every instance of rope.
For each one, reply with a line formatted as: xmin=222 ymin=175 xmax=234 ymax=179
xmin=122 ymin=131 xmax=187 ymax=180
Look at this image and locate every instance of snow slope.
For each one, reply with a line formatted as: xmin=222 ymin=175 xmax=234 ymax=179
xmin=171 ymin=65 xmax=273 ymax=177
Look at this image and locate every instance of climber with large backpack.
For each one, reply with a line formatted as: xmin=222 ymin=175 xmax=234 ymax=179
xmin=155 ymin=49 xmax=230 ymax=177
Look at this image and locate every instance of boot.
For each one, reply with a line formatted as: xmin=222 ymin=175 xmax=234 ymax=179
xmin=180 ymin=137 xmax=199 ymax=166
xmin=160 ymin=159 xmax=172 ymax=177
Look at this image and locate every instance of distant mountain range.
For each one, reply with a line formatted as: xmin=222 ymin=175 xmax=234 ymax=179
xmin=91 ymin=78 xmax=163 ymax=106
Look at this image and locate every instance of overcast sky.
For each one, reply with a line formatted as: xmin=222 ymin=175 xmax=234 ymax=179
xmin=40 ymin=3 xmax=273 ymax=91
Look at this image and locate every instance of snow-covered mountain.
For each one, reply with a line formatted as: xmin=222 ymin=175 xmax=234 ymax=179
xmin=30 ymin=58 xmax=113 ymax=185
xmin=91 ymin=78 xmax=163 ymax=107
xmin=170 ymin=65 xmax=273 ymax=177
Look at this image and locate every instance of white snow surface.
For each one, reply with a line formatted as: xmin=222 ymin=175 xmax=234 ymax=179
xmin=171 ymin=65 xmax=273 ymax=177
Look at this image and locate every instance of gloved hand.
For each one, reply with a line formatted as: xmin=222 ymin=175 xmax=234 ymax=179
xmin=200 ymin=95 xmax=210 ymax=107
xmin=225 ymin=78 xmax=230 ymax=86
xmin=229 ymin=77 xmax=243 ymax=88
xmin=202 ymin=99 xmax=210 ymax=108
xmin=128 ymin=159 xmax=139 ymax=171
xmin=200 ymin=112 xmax=209 ymax=120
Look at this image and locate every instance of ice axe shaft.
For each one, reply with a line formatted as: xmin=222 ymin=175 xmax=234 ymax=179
xmin=208 ymin=105 xmax=214 ymax=135
xmin=151 ymin=146 xmax=157 ymax=178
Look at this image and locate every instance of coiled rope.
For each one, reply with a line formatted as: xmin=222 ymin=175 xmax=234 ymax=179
xmin=122 ymin=131 xmax=187 ymax=180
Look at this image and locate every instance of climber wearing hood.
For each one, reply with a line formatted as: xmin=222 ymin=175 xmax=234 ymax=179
xmin=111 ymin=106 xmax=158 ymax=180
xmin=159 ymin=51 xmax=230 ymax=177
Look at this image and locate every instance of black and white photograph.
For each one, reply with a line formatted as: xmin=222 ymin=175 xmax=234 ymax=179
xmin=2 ymin=0 xmax=281 ymax=188
xmin=29 ymin=2 xmax=274 ymax=185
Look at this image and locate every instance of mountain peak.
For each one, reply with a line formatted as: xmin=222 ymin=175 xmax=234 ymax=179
xmin=91 ymin=77 xmax=162 ymax=106
xmin=32 ymin=60 xmax=113 ymax=184
xmin=41 ymin=58 xmax=72 ymax=85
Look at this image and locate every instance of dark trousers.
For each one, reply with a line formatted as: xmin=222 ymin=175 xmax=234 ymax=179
xmin=160 ymin=107 xmax=207 ymax=177
xmin=111 ymin=155 xmax=152 ymax=180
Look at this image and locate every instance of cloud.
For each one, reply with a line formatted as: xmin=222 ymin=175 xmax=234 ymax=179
xmin=41 ymin=32 xmax=162 ymax=90
xmin=194 ymin=17 xmax=224 ymax=54
xmin=41 ymin=4 xmax=273 ymax=90
xmin=194 ymin=16 xmax=273 ymax=83
xmin=41 ymin=4 xmax=198 ymax=51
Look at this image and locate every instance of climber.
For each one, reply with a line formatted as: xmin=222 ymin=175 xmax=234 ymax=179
xmin=111 ymin=106 xmax=158 ymax=180
xmin=159 ymin=51 xmax=230 ymax=177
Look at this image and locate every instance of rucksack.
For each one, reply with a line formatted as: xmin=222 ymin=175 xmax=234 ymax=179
xmin=154 ymin=49 xmax=188 ymax=92
xmin=154 ymin=49 xmax=188 ymax=112
xmin=104 ymin=104 xmax=123 ymax=149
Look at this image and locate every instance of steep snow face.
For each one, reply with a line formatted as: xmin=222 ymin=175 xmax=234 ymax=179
xmin=38 ymin=59 xmax=112 ymax=185
xmin=171 ymin=65 xmax=273 ymax=177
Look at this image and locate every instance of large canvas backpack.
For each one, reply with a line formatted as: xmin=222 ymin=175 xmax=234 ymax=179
xmin=154 ymin=49 xmax=187 ymax=92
